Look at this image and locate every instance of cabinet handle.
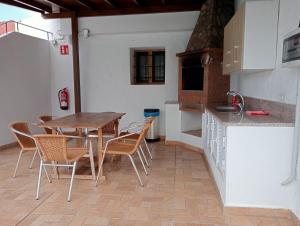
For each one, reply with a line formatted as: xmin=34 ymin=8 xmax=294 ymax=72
xmin=226 ymin=50 xmax=231 ymax=54
xmin=225 ymin=64 xmax=231 ymax=68
xmin=222 ymin=137 xmax=227 ymax=148
xmin=233 ymin=45 xmax=239 ymax=64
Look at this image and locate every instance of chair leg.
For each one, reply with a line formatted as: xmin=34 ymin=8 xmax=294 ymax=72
xmin=139 ymin=146 xmax=150 ymax=167
xmin=95 ymin=152 xmax=106 ymax=186
xmin=36 ymin=150 xmax=51 ymax=183
xmin=13 ymin=150 xmax=23 ymax=178
xmin=29 ymin=150 xmax=37 ymax=169
xmin=68 ymin=162 xmax=77 ymax=202
xmin=137 ymin=150 xmax=148 ymax=176
xmin=89 ymin=140 xmax=96 ymax=180
xmin=36 ymin=160 xmax=43 ymax=200
xmin=43 ymin=165 xmax=52 ymax=183
xmin=52 ymin=161 xmax=60 ymax=179
xmin=128 ymin=155 xmax=144 ymax=186
xmin=144 ymin=139 xmax=153 ymax=160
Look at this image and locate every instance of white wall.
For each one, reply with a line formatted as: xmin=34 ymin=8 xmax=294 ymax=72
xmin=19 ymin=15 xmax=76 ymax=118
xmin=49 ymin=19 xmax=76 ymax=117
xmin=0 ymin=32 xmax=51 ymax=145
xmin=74 ymin=12 xmax=198 ymax=134
xmin=16 ymin=12 xmax=199 ymax=135
xmin=233 ymin=0 xmax=300 ymax=219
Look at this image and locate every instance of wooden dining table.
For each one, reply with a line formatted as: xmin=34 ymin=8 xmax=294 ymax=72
xmin=38 ymin=112 xmax=125 ymax=180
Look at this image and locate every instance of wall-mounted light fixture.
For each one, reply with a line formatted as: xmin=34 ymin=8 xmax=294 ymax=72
xmin=78 ymin=28 xmax=90 ymax=39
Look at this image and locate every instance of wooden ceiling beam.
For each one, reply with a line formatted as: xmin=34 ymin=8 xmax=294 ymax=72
xmin=45 ymin=0 xmax=73 ymax=11
xmin=76 ymin=0 xmax=99 ymax=10
xmin=42 ymin=3 xmax=204 ymax=18
xmin=0 ymin=0 xmax=44 ymax=13
xmin=104 ymin=0 xmax=116 ymax=8
xmin=79 ymin=3 xmax=203 ymax=17
xmin=42 ymin=11 xmax=73 ymax=19
xmin=14 ymin=0 xmax=51 ymax=12
xmin=133 ymin=0 xmax=143 ymax=7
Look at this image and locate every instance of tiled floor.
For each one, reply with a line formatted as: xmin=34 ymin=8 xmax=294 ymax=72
xmin=0 ymin=142 xmax=297 ymax=226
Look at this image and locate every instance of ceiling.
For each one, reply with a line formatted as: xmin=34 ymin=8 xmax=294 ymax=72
xmin=1 ymin=0 xmax=206 ymax=18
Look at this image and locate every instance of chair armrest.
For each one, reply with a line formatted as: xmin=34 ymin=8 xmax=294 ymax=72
xmin=11 ymin=128 xmax=34 ymax=140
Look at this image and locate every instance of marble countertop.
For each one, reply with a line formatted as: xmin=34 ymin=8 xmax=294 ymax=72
xmin=206 ymin=105 xmax=295 ymax=127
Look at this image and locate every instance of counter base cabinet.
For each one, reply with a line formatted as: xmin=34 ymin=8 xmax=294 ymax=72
xmin=204 ymin=110 xmax=295 ymax=209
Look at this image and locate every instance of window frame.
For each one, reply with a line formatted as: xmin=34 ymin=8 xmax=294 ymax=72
xmin=131 ymin=48 xmax=165 ymax=85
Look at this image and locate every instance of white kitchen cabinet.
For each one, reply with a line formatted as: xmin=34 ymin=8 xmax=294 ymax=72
xmin=223 ymin=0 xmax=278 ymax=74
xmin=203 ymin=109 xmax=295 ymax=209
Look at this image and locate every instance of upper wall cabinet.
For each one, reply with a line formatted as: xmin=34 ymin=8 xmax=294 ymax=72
xmin=223 ymin=0 xmax=279 ymax=75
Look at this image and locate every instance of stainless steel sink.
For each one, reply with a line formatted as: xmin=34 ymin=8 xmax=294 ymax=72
xmin=214 ymin=105 xmax=238 ymax=112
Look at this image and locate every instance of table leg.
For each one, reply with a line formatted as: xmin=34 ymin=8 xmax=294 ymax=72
xmin=114 ymin=119 xmax=120 ymax=138
xmin=111 ymin=119 xmax=121 ymax=162
xmin=97 ymin=128 xmax=105 ymax=181
xmin=51 ymin=128 xmax=59 ymax=179
xmin=77 ymin=128 xmax=83 ymax=146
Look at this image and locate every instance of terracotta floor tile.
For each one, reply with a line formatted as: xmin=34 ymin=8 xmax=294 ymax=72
xmin=0 ymin=142 xmax=296 ymax=226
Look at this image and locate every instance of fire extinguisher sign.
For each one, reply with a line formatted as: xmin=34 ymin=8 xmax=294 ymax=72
xmin=60 ymin=45 xmax=69 ymax=55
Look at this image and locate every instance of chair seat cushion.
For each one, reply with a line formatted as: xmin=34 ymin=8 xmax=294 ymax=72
xmin=66 ymin=148 xmax=87 ymax=162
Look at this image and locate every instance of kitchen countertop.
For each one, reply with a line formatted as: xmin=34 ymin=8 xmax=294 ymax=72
xmin=206 ymin=105 xmax=295 ymax=127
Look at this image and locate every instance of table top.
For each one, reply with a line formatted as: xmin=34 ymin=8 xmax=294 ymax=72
xmin=38 ymin=112 xmax=125 ymax=129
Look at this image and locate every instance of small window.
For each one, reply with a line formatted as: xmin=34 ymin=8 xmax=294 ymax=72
xmin=131 ymin=49 xmax=165 ymax=85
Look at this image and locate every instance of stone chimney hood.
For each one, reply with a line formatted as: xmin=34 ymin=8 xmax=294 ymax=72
xmin=186 ymin=0 xmax=234 ymax=52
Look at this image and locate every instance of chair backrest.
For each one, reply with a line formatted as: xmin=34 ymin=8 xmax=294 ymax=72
xmin=34 ymin=134 xmax=68 ymax=162
xmin=131 ymin=122 xmax=152 ymax=154
xmin=39 ymin=115 xmax=53 ymax=134
xmin=103 ymin=121 xmax=116 ymax=134
xmin=10 ymin=122 xmax=35 ymax=149
xmin=102 ymin=112 xmax=118 ymax=134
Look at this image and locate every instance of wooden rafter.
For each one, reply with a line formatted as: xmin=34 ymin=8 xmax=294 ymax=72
xmin=45 ymin=0 xmax=73 ymax=11
xmin=103 ymin=0 xmax=116 ymax=8
xmin=76 ymin=0 xmax=99 ymax=10
xmin=43 ymin=3 xmax=204 ymax=18
xmin=0 ymin=0 xmax=44 ymax=13
xmin=132 ymin=0 xmax=143 ymax=7
xmin=13 ymin=0 xmax=51 ymax=12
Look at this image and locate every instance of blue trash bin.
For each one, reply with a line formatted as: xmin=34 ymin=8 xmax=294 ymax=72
xmin=144 ymin=109 xmax=160 ymax=142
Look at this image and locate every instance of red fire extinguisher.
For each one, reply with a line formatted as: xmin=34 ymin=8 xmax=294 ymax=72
xmin=58 ymin=88 xmax=69 ymax=110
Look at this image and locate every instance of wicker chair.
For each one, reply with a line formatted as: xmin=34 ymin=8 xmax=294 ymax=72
xmin=34 ymin=134 xmax=87 ymax=202
xmin=39 ymin=115 xmax=97 ymax=181
xmin=119 ymin=117 xmax=155 ymax=166
xmin=95 ymin=121 xmax=152 ymax=187
xmin=10 ymin=122 xmax=51 ymax=180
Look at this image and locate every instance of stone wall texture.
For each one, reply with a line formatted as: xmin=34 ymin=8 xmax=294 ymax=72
xmin=186 ymin=0 xmax=234 ymax=51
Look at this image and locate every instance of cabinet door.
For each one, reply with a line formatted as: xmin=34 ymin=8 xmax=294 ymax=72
xmin=223 ymin=20 xmax=233 ymax=75
xmin=232 ymin=4 xmax=245 ymax=72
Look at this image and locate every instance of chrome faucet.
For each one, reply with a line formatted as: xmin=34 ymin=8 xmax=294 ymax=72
xmin=227 ymin=91 xmax=245 ymax=112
